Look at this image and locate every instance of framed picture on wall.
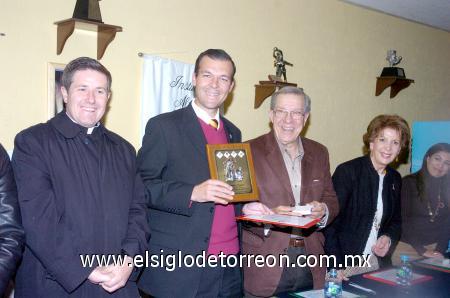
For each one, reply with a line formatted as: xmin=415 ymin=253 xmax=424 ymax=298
xmin=47 ymin=62 xmax=66 ymax=119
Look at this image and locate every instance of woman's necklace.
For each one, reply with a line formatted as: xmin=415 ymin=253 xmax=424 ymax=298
xmin=427 ymin=193 xmax=445 ymax=223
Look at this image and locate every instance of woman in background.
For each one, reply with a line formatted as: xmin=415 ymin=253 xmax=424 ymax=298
xmin=393 ymin=143 xmax=450 ymax=263
xmin=325 ymin=114 xmax=410 ymax=280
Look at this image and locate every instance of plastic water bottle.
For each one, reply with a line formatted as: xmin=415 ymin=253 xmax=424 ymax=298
xmin=324 ymin=269 xmax=342 ymax=297
xmin=445 ymin=240 xmax=450 ymax=259
xmin=396 ymin=255 xmax=412 ymax=287
xmin=444 ymin=240 xmax=450 ymax=265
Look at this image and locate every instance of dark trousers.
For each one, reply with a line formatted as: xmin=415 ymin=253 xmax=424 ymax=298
xmin=274 ymin=246 xmax=313 ymax=295
xmin=139 ymin=264 xmax=242 ymax=298
xmin=245 ymin=247 xmax=313 ymax=298
xmin=196 ymin=260 xmax=242 ymax=298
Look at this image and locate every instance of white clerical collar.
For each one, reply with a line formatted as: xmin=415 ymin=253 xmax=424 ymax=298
xmin=191 ymin=99 xmax=220 ymax=129
xmin=65 ymin=112 xmax=100 ymax=135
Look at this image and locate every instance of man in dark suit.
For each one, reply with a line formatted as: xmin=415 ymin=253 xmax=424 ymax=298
xmin=12 ymin=57 xmax=149 ymax=297
xmin=137 ymin=49 xmax=242 ymax=297
xmin=242 ymin=86 xmax=339 ymax=297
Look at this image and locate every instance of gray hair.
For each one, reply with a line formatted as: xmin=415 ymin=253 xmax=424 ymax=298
xmin=270 ymin=86 xmax=311 ymax=113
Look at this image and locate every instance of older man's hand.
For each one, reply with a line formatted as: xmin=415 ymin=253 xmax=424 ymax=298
xmin=309 ymin=201 xmax=326 ymax=219
xmin=272 ymin=205 xmax=294 ymax=215
xmin=243 ymin=202 xmax=274 ymax=215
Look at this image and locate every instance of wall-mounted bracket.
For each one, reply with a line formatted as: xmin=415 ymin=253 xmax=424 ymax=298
xmin=375 ymin=67 xmax=414 ymax=98
xmin=54 ymin=18 xmax=122 ymax=60
xmin=254 ymin=78 xmax=297 ymax=109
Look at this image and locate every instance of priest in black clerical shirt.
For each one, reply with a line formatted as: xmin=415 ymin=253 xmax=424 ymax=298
xmin=12 ymin=57 xmax=149 ymax=297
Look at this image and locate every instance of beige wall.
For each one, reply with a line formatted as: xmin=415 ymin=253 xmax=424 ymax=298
xmin=1 ymin=0 xmax=449 ymax=175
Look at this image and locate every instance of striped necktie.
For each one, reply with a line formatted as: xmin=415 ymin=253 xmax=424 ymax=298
xmin=209 ymin=119 xmax=219 ymax=130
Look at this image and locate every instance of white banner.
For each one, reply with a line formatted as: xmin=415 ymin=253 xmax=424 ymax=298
xmin=140 ymin=54 xmax=195 ymax=140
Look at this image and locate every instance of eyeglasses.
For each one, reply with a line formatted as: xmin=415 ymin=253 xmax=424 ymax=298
xmin=273 ymin=109 xmax=306 ymax=120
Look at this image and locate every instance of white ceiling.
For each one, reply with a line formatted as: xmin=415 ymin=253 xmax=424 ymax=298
xmin=342 ymin=0 xmax=450 ymax=32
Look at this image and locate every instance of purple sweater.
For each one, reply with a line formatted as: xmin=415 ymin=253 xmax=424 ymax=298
xmin=198 ymin=118 xmax=239 ymax=255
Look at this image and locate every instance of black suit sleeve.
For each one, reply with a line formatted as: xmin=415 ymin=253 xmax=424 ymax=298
xmin=0 ymin=145 xmax=24 ymax=295
xmin=12 ymin=133 xmax=93 ymax=292
xmin=380 ymin=174 xmax=402 ymax=244
xmin=121 ymin=170 xmax=150 ymax=256
xmin=325 ymin=164 xmax=353 ymax=266
xmin=137 ymin=118 xmax=196 ymax=216
xmin=319 ymin=147 xmax=339 ymax=226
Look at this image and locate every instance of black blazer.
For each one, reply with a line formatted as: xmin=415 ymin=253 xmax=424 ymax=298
xmin=324 ymin=155 xmax=402 ymax=267
xmin=137 ymin=104 xmax=241 ymax=298
xmin=0 ymin=144 xmax=24 ymax=295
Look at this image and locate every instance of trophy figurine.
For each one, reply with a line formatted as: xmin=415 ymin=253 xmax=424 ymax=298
xmin=254 ymin=47 xmax=297 ymax=108
xmin=380 ymin=50 xmax=405 ymax=78
xmin=269 ymin=47 xmax=293 ymax=82
xmin=386 ymin=50 xmax=402 ymax=67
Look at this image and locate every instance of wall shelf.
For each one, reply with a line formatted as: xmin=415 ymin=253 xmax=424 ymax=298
xmin=254 ymin=80 xmax=297 ymax=108
xmin=54 ymin=18 xmax=122 ymax=60
xmin=376 ymin=77 xmax=414 ymax=98
xmin=375 ymin=67 xmax=414 ymax=98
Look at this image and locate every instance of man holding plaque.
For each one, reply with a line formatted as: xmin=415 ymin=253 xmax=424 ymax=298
xmin=242 ymin=86 xmax=339 ymax=297
xmin=137 ymin=49 xmax=243 ymax=298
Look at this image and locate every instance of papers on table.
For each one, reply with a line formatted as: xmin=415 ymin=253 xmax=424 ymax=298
xmin=236 ymin=213 xmax=320 ymax=229
xmin=414 ymin=257 xmax=450 ymax=273
xmin=363 ymin=268 xmax=432 ymax=286
xmin=289 ymin=289 xmax=362 ymax=298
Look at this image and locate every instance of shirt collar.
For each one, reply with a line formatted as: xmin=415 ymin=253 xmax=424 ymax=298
xmin=191 ymin=99 xmax=220 ymax=129
xmin=50 ymin=112 xmax=84 ymax=138
xmin=51 ymin=111 xmax=116 ymax=144
xmin=276 ymin=136 xmax=304 ymax=160
xmin=64 ymin=112 xmax=100 ymax=135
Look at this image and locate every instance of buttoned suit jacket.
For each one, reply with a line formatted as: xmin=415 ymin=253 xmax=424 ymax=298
xmin=137 ymin=104 xmax=242 ymax=298
xmin=12 ymin=113 xmax=148 ymax=297
xmin=242 ymin=131 xmax=339 ymax=297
